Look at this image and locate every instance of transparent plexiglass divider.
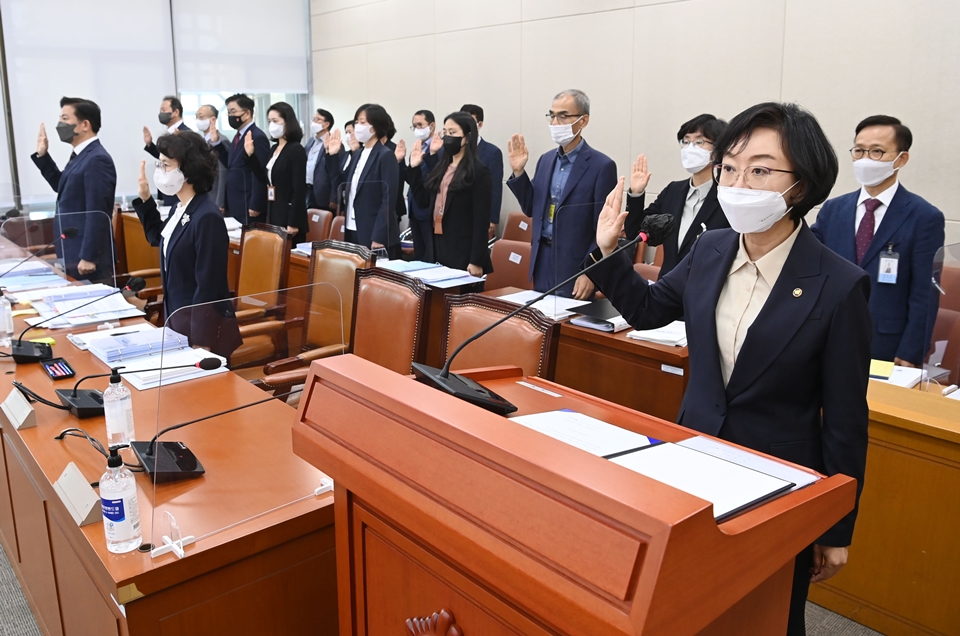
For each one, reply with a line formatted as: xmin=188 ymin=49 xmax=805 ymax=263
xmin=336 ymin=179 xmax=395 ymax=260
xmin=54 ymin=210 xmax=117 ymax=288
xmin=130 ymin=281 xmax=342 ymax=559
xmin=546 ymin=201 xmax=604 ymax=322
xmin=924 ymin=242 xmax=960 ymax=391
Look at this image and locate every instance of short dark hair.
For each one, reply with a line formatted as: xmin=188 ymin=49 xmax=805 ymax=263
xmin=677 ymin=113 xmax=727 ymax=144
xmin=268 ymin=101 xmax=303 ymax=143
xmin=344 ymin=120 xmax=355 ymax=130
xmin=156 ymin=130 xmax=218 ymax=194
xmin=713 ymin=102 xmax=838 ymax=221
xmin=226 ymin=93 xmax=255 ymax=113
xmin=459 ymin=104 xmax=484 ymax=122
xmin=163 ymin=95 xmax=183 ymax=118
xmin=200 ymin=104 xmax=219 ymax=120
xmin=414 ymin=109 xmax=435 ymax=124
xmin=354 ymin=104 xmax=391 ymax=140
xmin=855 ymin=115 xmax=912 ymax=152
xmin=60 ymin=96 xmax=102 ymax=132
xmin=315 ymin=108 xmax=334 ymax=127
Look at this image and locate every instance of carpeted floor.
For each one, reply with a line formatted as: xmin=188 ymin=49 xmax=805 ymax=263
xmin=0 ymin=541 xmax=884 ymax=635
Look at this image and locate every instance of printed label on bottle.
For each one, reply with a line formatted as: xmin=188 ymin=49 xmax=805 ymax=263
xmin=102 ymin=493 xmax=140 ymax=542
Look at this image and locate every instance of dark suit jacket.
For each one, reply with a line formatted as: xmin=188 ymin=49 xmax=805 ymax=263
xmin=247 ymin=142 xmax=308 ymax=237
xmin=304 ymin=135 xmax=343 ymax=210
xmin=31 ymin=140 xmax=115 ymax=281
xmin=507 ymin=139 xmax=617 ymax=283
xmin=477 ymin=138 xmax=504 ymax=224
xmin=624 ymin=179 xmax=729 ymax=278
xmin=326 ymin=141 xmax=399 ymax=253
xmin=811 ymin=185 xmax=944 ymax=365
xmin=587 ymin=223 xmax=872 ymax=546
xmin=384 ymin=140 xmax=408 ymax=222
xmin=407 ymin=161 xmax=493 ymax=272
xmin=214 ymin=124 xmax=270 ymax=224
xmin=145 ymin=122 xmax=191 ymax=206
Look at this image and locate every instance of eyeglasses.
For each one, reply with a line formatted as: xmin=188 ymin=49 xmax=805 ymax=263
xmin=680 ymin=139 xmax=713 ymax=149
xmin=155 ymin=160 xmax=176 ymax=173
xmin=714 ymin=163 xmax=794 ymax=188
xmin=545 ymin=113 xmax=584 ymax=124
xmin=850 ymin=147 xmax=893 ymax=161
xmin=410 ymin=124 xmax=430 ymax=131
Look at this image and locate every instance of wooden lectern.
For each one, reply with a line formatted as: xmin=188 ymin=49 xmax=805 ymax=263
xmin=293 ymin=355 xmax=856 ymax=635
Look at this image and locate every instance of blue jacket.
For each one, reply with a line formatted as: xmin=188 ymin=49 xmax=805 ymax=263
xmin=145 ymin=121 xmax=191 ymax=206
xmin=326 ymin=141 xmax=399 ymax=254
xmin=811 ymin=185 xmax=944 ymax=365
xmin=507 ymin=139 xmax=617 ymax=283
xmin=588 ymin=223 xmax=872 ymax=546
xmin=477 ymin=138 xmax=504 ymax=224
xmin=31 ymin=140 xmax=116 ymax=281
xmin=214 ymin=124 xmax=270 ymax=224
xmin=304 ymin=135 xmax=343 ymax=210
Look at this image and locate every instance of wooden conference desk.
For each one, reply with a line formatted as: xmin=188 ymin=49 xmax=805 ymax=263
xmin=0 ymin=309 xmax=338 ymax=631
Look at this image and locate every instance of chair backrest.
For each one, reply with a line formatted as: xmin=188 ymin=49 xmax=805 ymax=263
xmin=633 ymin=262 xmax=661 ymax=280
xmin=329 ymin=215 xmax=346 ymax=241
xmin=486 ymin=239 xmax=532 ymax=291
xmin=441 ymin=294 xmax=559 ymax=379
xmin=633 ymin=240 xmax=647 ymax=265
xmin=940 ymin=266 xmax=960 ymax=313
xmin=653 ymin=244 xmax=664 ymax=267
xmin=304 ymin=240 xmax=374 ymax=350
xmin=306 ymin=208 xmax=333 ymax=243
xmin=501 ymin=211 xmax=533 ymax=242
xmin=237 ymin=223 xmax=291 ymax=310
xmin=351 ymin=268 xmax=430 ymax=374
xmin=112 ymin=208 xmax=128 ymax=276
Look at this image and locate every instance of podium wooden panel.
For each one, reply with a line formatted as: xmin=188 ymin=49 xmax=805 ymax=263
xmin=293 ymin=355 xmax=857 ymax=635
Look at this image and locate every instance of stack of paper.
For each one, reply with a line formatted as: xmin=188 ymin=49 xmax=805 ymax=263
xmin=0 ymin=259 xmax=54 ymax=276
xmin=292 ymin=242 xmax=312 ymax=257
xmin=88 ymin=327 xmax=190 ymax=364
xmin=223 ymin=215 xmax=243 ymax=240
xmin=626 ymin=321 xmax=687 ymax=346
xmin=510 ymin=409 xmax=656 ymax=458
xmin=0 ymin=272 xmax=69 ymax=293
xmin=29 ymin=290 xmax=144 ymax=328
xmin=66 ymin=323 xmax=157 ymax=350
xmin=117 ymin=347 xmax=228 ymax=391
xmin=497 ymin=289 xmax=588 ymax=321
xmin=377 ymin=260 xmax=443 ymax=274
xmin=10 ymin=283 xmax=114 ymax=305
xmin=407 ymin=265 xmax=484 ymax=289
xmin=869 ymin=359 xmax=926 ymax=388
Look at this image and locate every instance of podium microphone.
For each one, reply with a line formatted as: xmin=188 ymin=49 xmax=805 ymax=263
xmin=412 ymin=213 xmax=677 ymax=415
xmin=0 ymin=227 xmax=78 ymax=278
xmin=56 ymin=358 xmax=223 ymax=418
xmin=11 ymin=276 xmax=146 ymax=363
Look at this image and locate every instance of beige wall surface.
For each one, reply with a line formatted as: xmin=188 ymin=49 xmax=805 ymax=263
xmin=310 ymin=0 xmax=959 ymax=244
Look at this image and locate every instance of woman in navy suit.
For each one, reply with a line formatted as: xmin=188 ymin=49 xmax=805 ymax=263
xmin=132 ymin=131 xmax=240 ymax=357
xmin=324 ymin=103 xmax=400 ymax=258
xmin=588 ymin=103 xmax=872 ymax=636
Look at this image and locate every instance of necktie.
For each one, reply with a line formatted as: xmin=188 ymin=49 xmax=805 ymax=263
xmin=67 ymin=151 xmax=77 ymax=164
xmin=855 ymin=198 xmax=881 ymax=264
xmin=232 ymin=132 xmax=241 ymax=150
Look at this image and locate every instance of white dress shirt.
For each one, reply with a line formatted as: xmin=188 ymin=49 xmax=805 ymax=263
xmin=72 ymin=135 xmax=99 ymax=156
xmin=306 ymin=134 xmax=326 ymax=185
xmin=677 ymin=178 xmax=713 ymax=249
xmin=855 ymin=180 xmax=899 ymax=234
xmin=346 ymin=147 xmax=372 ymax=232
xmin=166 ymin=121 xmax=180 ymax=134
xmin=160 ymin=196 xmax=193 ymax=264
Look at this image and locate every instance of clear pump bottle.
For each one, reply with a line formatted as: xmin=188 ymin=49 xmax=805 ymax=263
xmin=103 ymin=369 xmax=135 ymax=447
xmin=100 ymin=446 xmax=142 ymax=554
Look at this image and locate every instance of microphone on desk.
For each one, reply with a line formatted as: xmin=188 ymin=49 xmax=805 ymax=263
xmin=11 ymin=276 xmax=146 ymax=363
xmin=1 ymin=209 xmax=20 ymax=220
xmin=0 ymin=226 xmax=77 ymax=279
xmin=129 ymin=387 xmax=302 ymax=483
xmin=55 ymin=357 xmax=223 ymax=419
xmin=412 ymin=213 xmax=678 ymax=415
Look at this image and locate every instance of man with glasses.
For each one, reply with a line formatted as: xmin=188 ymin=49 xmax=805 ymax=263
xmin=208 ymin=93 xmax=269 ymax=224
xmin=195 ymin=104 xmax=227 ymax=210
xmin=624 ymin=114 xmax=729 ymax=279
xmin=304 ymin=107 xmax=341 ymax=212
xmin=404 ymin=109 xmax=439 ymax=260
xmin=143 ymin=95 xmax=190 ymax=206
xmin=812 ymin=115 xmax=944 ymax=367
xmin=507 ymin=89 xmax=616 ymax=299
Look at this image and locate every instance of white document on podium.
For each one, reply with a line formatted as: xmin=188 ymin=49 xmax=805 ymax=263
xmin=510 ymin=409 xmax=656 ymax=458
xmin=677 ymin=436 xmax=819 ymax=493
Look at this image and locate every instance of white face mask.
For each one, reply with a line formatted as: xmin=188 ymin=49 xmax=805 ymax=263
xmin=195 ymin=118 xmax=210 ymax=133
xmin=353 ymin=123 xmax=374 ymax=144
xmin=549 ymin=117 xmax=583 ymax=146
xmin=413 ymin=126 xmax=432 ymax=141
xmin=717 ymin=182 xmax=798 ymax=234
xmin=852 ymin=153 xmax=902 ymax=187
xmin=268 ymin=121 xmax=285 ymax=140
xmin=154 ymin=166 xmax=185 ymax=197
xmin=680 ymin=145 xmax=712 ymax=174
xmin=309 ymin=121 xmax=324 ymax=135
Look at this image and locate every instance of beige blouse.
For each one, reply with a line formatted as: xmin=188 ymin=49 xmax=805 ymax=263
xmin=433 ymin=164 xmax=456 ymax=235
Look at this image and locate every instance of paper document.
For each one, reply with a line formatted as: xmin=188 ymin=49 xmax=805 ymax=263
xmin=0 ymin=273 xmax=68 ymax=293
xmin=11 ymin=283 xmax=115 ymax=304
xmin=611 ymin=443 xmax=795 ymax=521
xmin=409 ymin=265 xmax=473 ymax=283
xmin=875 ymin=366 xmax=925 ymax=388
xmin=677 ymin=436 xmax=819 ymax=493
xmin=869 ymin=359 xmax=895 ymax=379
xmin=223 ymin=216 xmax=243 ymax=231
xmin=116 ymin=348 xmax=228 ymax=391
xmin=67 ymin=323 xmax=156 ymax=350
xmin=425 ymin=275 xmax=485 ymax=289
xmin=88 ymin=327 xmax=189 ymax=364
xmin=626 ymin=321 xmax=687 ymax=346
xmin=30 ymin=292 xmax=144 ymax=328
xmin=510 ymin=409 xmax=656 ymax=458
xmin=377 ymin=260 xmax=441 ymax=273
xmin=0 ymin=259 xmax=55 ymax=276
xmin=498 ymin=290 xmax=588 ymax=320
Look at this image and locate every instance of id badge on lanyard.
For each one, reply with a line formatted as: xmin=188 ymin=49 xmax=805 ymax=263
xmin=267 ymin=185 xmax=276 ymax=201
xmin=878 ymin=243 xmax=899 ymax=284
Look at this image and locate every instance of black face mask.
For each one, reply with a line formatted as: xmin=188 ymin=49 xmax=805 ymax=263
xmin=56 ymin=121 xmax=77 ymax=144
xmin=442 ymin=135 xmax=464 ymax=156
xmin=158 ymin=112 xmax=173 ymax=125
xmin=228 ymin=114 xmax=244 ymax=130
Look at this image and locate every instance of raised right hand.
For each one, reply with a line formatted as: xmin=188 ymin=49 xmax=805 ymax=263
xmin=428 ymin=132 xmax=442 ymax=155
xmin=630 ymin=154 xmax=652 ymax=195
xmin=209 ymin=126 xmax=220 ymax=144
xmin=507 ymin=133 xmax=528 ymax=176
xmin=137 ymin=160 xmax=152 ymax=202
xmin=36 ymin=123 xmax=48 ymax=157
xmin=409 ymin=138 xmax=424 ymax=168
xmin=326 ymin=129 xmax=342 ymax=155
xmin=395 ymin=138 xmax=407 ymax=163
xmin=143 ymin=126 xmax=153 ymax=147
xmin=597 ymin=177 xmax=628 ymax=257
xmin=243 ymin=131 xmax=254 ymax=156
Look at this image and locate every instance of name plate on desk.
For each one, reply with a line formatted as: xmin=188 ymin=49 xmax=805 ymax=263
xmin=1 ymin=387 xmax=36 ymax=430
xmin=53 ymin=462 xmax=101 ymax=526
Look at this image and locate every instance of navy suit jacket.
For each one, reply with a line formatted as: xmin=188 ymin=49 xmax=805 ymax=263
xmin=31 ymin=140 xmax=116 ymax=281
xmin=811 ymin=185 xmax=944 ymax=365
xmin=587 ymin=224 xmax=872 ymax=546
xmin=214 ymin=124 xmax=270 ymax=224
xmin=624 ymin=179 xmax=729 ymax=278
xmin=327 ymin=141 xmax=399 ymax=253
xmin=304 ymin=136 xmax=343 ymax=210
xmin=477 ymin=138 xmax=504 ymax=224
xmin=145 ymin=122 xmax=191 ymax=206
xmin=507 ymin=139 xmax=617 ymax=282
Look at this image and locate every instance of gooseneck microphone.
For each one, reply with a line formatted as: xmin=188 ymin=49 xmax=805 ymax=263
xmin=412 ymin=213 xmax=678 ymax=415
xmin=11 ymin=276 xmax=146 ymax=363
xmin=55 ymin=358 xmax=223 ymax=418
xmin=0 ymin=227 xmax=78 ymax=279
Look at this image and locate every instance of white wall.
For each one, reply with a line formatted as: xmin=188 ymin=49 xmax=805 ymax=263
xmin=310 ymin=0 xmax=960 ymax=244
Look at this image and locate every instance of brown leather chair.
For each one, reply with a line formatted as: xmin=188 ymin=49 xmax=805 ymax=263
xmin=653 ymin=244 xmax=664 ymax=267
xmin=329 ymin=215 xmax=346 ymax=241
xmin=633 ymin=262 xmax=661 ymax=280
xmin=500 ymin=211 xmax=533 ymax=243
xmin=440 ymin=294 xmax=559 ymax=379
xmin=940 ymin=266 xmax=960 ymax=313
xmin=306 ymin=208 xmax=333 ymax=243
xmin=485 ymin=239 xmax=532 ymax=292
xmin=255 ymin=267 xmax=430 ymax=394
xmin=929 ymin=308 xmax=960 ymax=385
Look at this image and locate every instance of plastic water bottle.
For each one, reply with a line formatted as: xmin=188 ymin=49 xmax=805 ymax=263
xmin=0 ymin=289 xmax=13 ymax=347
xmin=100 ymin=446 xmax=142 ymax=553
xmin=103 ymin=369 xmax=135 ymax=447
